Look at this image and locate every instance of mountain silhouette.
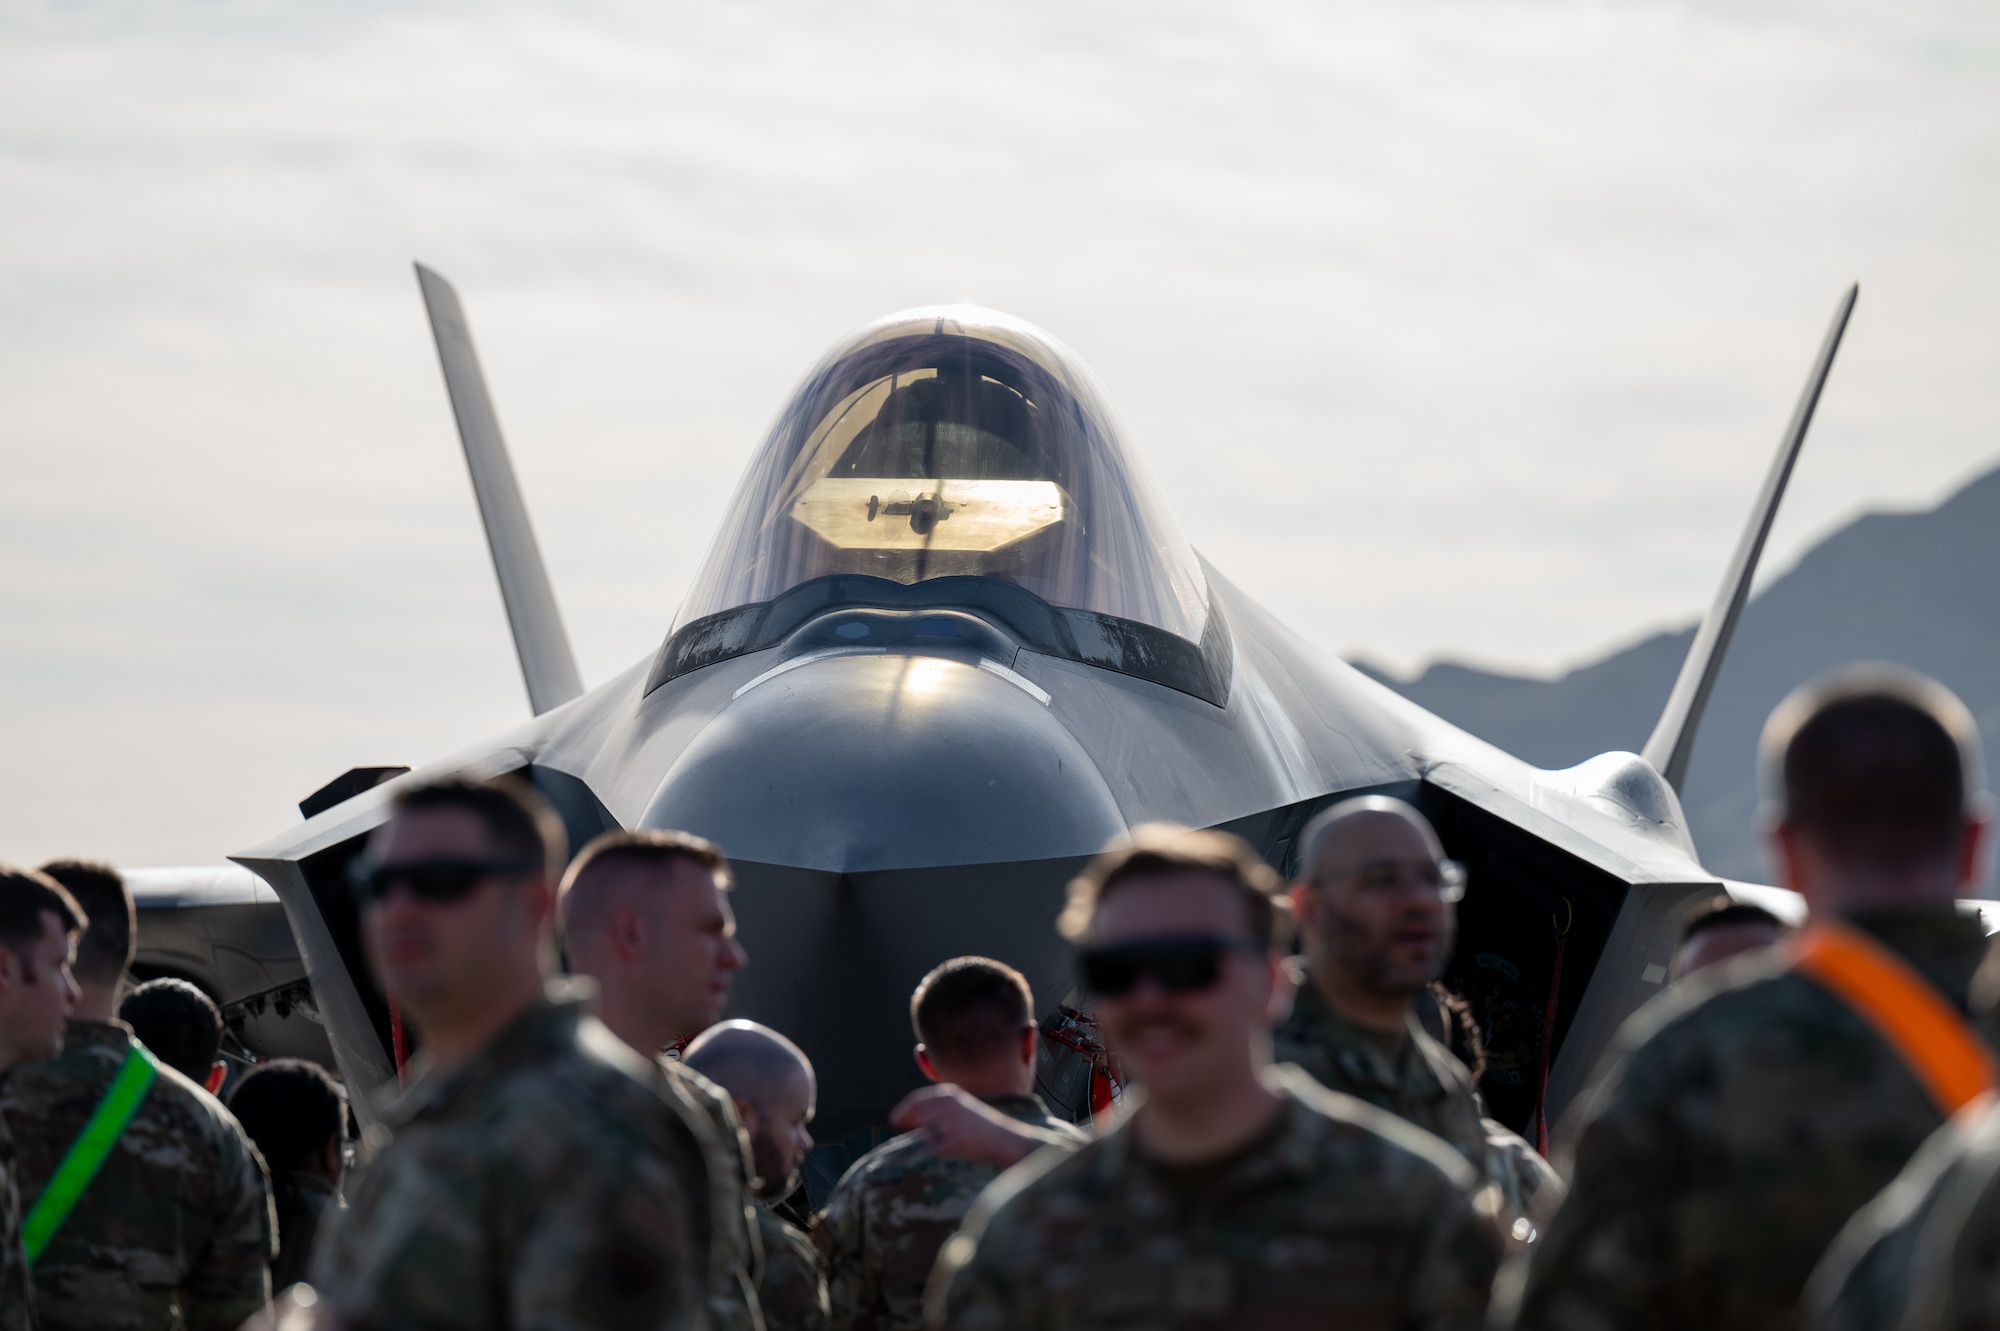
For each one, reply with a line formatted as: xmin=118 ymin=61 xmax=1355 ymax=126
xmin=1355 ymin=464 xmax=2000 ymax=880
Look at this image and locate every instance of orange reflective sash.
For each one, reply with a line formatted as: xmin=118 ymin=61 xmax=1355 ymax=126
xmin=1791 ymin=920 xmax=1998 ymax=1116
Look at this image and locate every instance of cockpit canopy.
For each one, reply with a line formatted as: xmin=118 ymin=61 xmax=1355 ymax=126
xmin=674 ymin=307 xmax=1209 ymax=645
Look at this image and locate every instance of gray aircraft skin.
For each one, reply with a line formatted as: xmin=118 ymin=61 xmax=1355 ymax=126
xmin=199 ymin=273 xmax=1867 ymax=1159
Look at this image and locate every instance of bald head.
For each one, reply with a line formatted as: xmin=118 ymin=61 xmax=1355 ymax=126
xmin=684 ymin=1020 xmax=814 ymax=1110
xmin=1299 ymin=796 xmax=1446 ymax=880
xmin=684 ymin=1020 xmax=816 ymax=1199
xmin=1290 ymin=795 xmax=1459 ymax=1031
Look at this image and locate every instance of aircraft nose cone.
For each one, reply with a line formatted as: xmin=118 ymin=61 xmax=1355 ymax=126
xmin=641 ymin=653 xmax=1124 ymax=872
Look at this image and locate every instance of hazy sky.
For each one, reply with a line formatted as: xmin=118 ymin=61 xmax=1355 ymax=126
xmin=3 ymin=0 xmax=1996 ymax=866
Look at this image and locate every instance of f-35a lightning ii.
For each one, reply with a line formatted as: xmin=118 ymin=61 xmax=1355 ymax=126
xmin=195 ymin=272 xmax=1860 ymax=1160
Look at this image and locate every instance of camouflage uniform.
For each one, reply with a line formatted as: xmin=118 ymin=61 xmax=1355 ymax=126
xmin=821 ymin=1093 xmax=1082 ymax=1331
xmin=311 ymin=983 xmax=707 ymax=1330
xmin=0 ymin=1114 xmax=32 ymax=1331
xmin=1483 ymin=1117 xmax=1564 ymax=1226
xmin=1805 ymin=1097 xmax=2000 ymax=1331
xmin=664 ymin=1055 xmax=768 ymax=1331
xmin=1272 ymin=966 xmax=1490 ymax=1168
xmin=1505 ymin=908 xmax=1993 ymax=1331
xmin=756 ymin=1204 xmax=829 ymax=1331
xmin=1277 ymin=971 xmax=1563 ymax=1229
xmin=2 ymin=1018 xmax=273 ymax=1331
xmin=930 ymin=1066 xmax=1504 ymax=1331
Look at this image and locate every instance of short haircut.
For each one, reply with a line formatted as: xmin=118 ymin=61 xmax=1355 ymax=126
xmin=1058 ymin=823 xmax=1291 ymax=948
xmin=120 ymin=978 xmax=223 ymax=1081
xmin=560 ymin=829 xmax=732 ymax=938
xmin=229 ymin=1059 xmax=347 ymax=1173
xmin=0 ymin=865 xmax=85 ymax=978
xmin=1761 ymin=665 xmax=1983 ymax=863
xmin=1679 ymin=895 xmax=1787 ymax=947
xmin=566 ymin=829 xmax=732 ymax=895
xmin=682 ymin=1020 xmax=813 ymax=1111
xmin=390 ymin=775 xmax=567 ymax=882
xmin=39 ymin=860 xmax=131 ymax=987
xmin=910 ymin=957 xmax=1035 ymax=1066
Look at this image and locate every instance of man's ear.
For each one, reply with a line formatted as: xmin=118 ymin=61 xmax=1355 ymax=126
xmin=1957 ymin=808 xmax=1991 ymax=891
xmin=731 ymin=1095 xmax=760 ymax=1137
xmin=612 ymin=906 xmax=648 ymax=962
xmin=1769 ymin=822 xmax=1810 ymax=901
xmin=915 ymin=1046 xmax=942 ymax=1084
xmin=1261 ymin=950 xmax=1296 ymax=1027
xmin=1287 ymin=881 xmax=1314 ymax=931
xmin=1015 ymin=1027 xmax=1038 ymax=1069
xmin=519 ymin=874 xmax=558 ymax=934
xmin=204 ymin=1063 xmax=227 ymax=1095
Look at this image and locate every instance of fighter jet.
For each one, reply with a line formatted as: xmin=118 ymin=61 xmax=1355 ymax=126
xmin=211 ymin=271 xmax=1857 ymax=1160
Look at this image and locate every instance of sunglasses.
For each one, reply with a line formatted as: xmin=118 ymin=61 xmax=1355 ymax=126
xmin=1078 ymin=935 xmax=1266 ymax=997
xmin=347 ymin=858 xmax=534 ymax=905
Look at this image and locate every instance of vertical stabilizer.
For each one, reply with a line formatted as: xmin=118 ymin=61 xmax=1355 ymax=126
xmin=1641 ymin=284 xmax=1859 ymax=791
xmin=414 ymin=263 xmax=585 ymax=716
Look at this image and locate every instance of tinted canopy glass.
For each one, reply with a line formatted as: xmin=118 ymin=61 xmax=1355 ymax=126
xmin=676 ymin=307 xmax=1208 ymax=644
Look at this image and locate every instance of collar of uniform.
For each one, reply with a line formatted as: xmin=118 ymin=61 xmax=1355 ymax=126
xmin=62 ymin=1017 xmax=135 ymax=1052
xmin=379 ymin=976 xmax=596 ymax=1127
xmin=1089 ymin=1068 xmax=1327 ymax=1201
xmin=1843 ymin=906 xmax=1991 ymax=1012
xmin=978 ymin=1092 xmax=1058 ymax=1125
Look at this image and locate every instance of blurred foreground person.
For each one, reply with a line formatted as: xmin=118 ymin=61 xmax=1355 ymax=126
xmin=822 ymin=957 xmax=1082 ymax=1331
xmin=561 ymin=828 xmax=764 ymax=1331
xmin=120 ymin=977 xmax=225 ymax=1091
xmin=0 ymin=866 xmax=85 ymax=1331
xmin=311 ymin=778 xmax=707 ymax=1330
xmin=1806 ymin=1094 xmax=2000 ymax=1331
xmin=6 ymin=859 xmax=272 ymax=1331
xmin=228 ymin=1061 xmax=346 ymax=1293
xmin=1277 ymin=796 xmax=1558 ymax=1227
xmin=686 ymin=1022 xmax=828 ymax=1331
xmin=1505 ymin=667 xmax=1997 ymax=1331
xmin=1672 ymin=896 xmax=1790 ymax=980
xmin=930 ymin=825 xmax=1502 ymax=1330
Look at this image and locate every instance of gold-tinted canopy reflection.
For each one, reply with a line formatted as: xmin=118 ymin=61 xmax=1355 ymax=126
xmin=790 ymin=478 xmax=1068 ymax=552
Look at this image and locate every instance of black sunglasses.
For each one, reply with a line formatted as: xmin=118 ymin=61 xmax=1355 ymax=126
xmin=347 ymin=857 xmax=533 ymax=905
xmin=1078 ymin=935 xmax=1266 ymax=997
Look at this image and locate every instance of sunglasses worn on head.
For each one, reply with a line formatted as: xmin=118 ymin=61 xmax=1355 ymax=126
xmin=347 ymin=858 xmax=533 ymax=905
xmin=1078 ymin=935 xmax=1266 ymax=998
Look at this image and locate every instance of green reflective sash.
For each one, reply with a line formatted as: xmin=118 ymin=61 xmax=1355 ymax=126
xmin=23 ymin=1044 xmax=158 ymax=1264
